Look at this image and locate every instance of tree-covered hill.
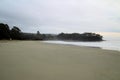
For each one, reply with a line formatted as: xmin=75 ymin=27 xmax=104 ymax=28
xmin=0 ymin=23 xmax=103 ymax=41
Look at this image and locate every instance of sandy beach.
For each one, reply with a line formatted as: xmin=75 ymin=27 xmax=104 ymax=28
xmin=0 ymin=41 xmax=120 ymax=80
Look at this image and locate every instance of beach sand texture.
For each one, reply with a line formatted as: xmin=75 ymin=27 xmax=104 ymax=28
xmin=0 ymin=41 xmax=120 ymax=80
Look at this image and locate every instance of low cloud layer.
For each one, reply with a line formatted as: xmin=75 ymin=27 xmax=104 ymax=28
xmin=0 ymin=0 xmax=120 ymax=33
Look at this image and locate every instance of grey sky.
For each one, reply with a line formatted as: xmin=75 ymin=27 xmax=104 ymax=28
xmin=0 ymin=0 xmax=120 ymax=33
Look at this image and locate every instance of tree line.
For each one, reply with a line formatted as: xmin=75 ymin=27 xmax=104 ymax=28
xmin=57 ymin=33 xmax=103 ymax=41
xmin=0 ymin=23 xmax=42 ymax=40
xmin=0 ymin=23 xmax=103 ymax=41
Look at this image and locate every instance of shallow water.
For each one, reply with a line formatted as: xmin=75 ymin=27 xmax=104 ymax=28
xmin=44 ymin=36 xmax=120 ymax=51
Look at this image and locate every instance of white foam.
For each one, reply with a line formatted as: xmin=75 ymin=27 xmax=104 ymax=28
xmin=43 ymin=40 xmax=120 ymax=52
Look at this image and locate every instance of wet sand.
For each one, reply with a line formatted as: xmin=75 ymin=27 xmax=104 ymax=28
xmin=0 ymin=41 xmax=120 ymax=80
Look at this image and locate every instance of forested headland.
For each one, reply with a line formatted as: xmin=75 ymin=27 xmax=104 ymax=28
xmin=0 ymin=23 xmax=103 ymax=41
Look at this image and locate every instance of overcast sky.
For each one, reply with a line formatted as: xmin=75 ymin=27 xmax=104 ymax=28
xmin=0 ymin=0 xmax=120 ymax=33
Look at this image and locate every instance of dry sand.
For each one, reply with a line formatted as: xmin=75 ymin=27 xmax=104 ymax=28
xmin=0 ymin=41 xmax=120 ymax=80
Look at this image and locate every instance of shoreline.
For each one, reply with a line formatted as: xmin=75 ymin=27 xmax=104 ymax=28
xmin=45 ymin=42 xmax=120 ymax=53
xmin=43 ymin=40 xmax=120 ymax=52
xmin=0 ymin=40 xmax=119 ymax=52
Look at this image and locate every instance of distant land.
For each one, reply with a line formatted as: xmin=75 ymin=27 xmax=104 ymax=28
xmin=0 ymin=23 xmax=103 ymax=41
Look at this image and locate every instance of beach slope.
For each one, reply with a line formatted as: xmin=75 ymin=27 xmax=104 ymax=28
xmin=0 ymin=41 xmax=120 ymax=80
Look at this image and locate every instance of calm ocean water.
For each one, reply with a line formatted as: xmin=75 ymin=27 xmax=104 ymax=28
xmin=43 ymin=34 xmax=120 ymax=51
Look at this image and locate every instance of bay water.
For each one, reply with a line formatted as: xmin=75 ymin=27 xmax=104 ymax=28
xmin=44 ymin=32 xmax=120 ymax=51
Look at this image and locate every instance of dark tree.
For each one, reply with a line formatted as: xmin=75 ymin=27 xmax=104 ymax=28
xmin=0 ymin=23 xmax=11 ymax=40
xmin=37 ymin=31 xmax=40 ymax=35
xmin=35 ymin=31 xmax=43 ymax=40
xmin=10 ymin=26 xmax=21 ymax=40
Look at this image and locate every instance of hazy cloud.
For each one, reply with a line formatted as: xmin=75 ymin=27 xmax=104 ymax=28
xmin=0 ymin=0 xmax=120 ymax=33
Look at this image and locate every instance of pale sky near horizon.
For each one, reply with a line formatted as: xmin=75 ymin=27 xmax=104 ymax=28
xmin=0 ymin=0 xmax=120 ymax=33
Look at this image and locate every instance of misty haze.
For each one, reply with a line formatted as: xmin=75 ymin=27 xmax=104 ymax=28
xmin=0 ymin=0 xmax=120 ymax=80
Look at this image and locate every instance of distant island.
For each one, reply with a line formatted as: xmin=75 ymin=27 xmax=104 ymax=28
xmin=0 ymin=23 xmax=103 ymax=41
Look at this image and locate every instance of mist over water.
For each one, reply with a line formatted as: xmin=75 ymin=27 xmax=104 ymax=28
xmin=44 ymin=32 xmax=120 ymax=51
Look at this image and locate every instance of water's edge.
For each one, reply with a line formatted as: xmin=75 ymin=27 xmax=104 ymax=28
xmin=43 ymin=40 xmax=120 ymax=52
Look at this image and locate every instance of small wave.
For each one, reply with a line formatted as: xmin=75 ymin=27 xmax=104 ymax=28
xmin=43 ymin=40 xmax=120 ymax=52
